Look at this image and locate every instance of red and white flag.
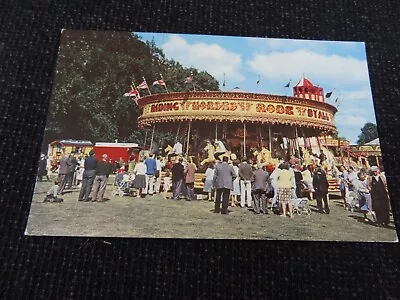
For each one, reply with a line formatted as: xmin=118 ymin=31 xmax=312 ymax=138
xmin=152 ymin=79 xmax=166 ymax=86
xmin=184 ymin=74 xmax=193 ymax=84
xmin=137 ymin=80 xmax=148 ymax=90
xmin=123 ymin=88 xmax=139 ymax=97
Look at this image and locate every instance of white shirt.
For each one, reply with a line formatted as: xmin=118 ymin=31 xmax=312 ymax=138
xmin=134 ymin=162 xmax=147 ymax=175
xmin=205 ymin=168 xmax=215 ymax=181
xmin=214 ymin=140 xmax=226 ymax=152
xmin=156 ymin=159 xmax=162 ymax=171
xmin=172 ymin=142 xmax=183 ymax=155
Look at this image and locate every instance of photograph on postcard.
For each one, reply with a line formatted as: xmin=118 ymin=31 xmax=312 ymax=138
xmin=25 ymin=30 xmax=397 ymax=241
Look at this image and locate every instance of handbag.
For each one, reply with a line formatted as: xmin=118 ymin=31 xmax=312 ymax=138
xmin=154 ymin=170 xmax=160 ymax=178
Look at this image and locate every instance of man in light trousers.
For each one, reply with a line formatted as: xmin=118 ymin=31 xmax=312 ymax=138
xmin=143 ymin=155 xmax=157 ymax=195
xmin=239 ymin=158 xmax=253 ymax=208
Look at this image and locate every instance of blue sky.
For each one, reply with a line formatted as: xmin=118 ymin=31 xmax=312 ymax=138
xmin=136 ymin=32 xmax=376 ymax=144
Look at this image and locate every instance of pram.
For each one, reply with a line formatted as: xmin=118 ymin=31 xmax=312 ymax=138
xmin=112 ymin=173 xmax=135 ymax=197
xmin=291 ymin=197 xmax=311 ymax=215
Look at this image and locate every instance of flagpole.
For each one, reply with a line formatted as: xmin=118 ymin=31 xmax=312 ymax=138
xmin=160 ymin=73 xmax=168 ymax=93
xmin=191 ymin=72 xmax=195 ymax=92
xmin=143 ymin=77 xmax=151 ymax=95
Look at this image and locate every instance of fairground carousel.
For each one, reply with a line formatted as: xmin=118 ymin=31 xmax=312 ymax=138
xmin=136 ymin=77 xmax=338 ymax=175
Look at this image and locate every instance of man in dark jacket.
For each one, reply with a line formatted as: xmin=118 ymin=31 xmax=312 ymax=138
xmin=313 ymin=166 xmax=330 ymax=214
xmin=171 ymin=157 xmax=185 ymax=200
xmin=251 ymin=164 xmax=270 ymax=214
xmin=92 ymin=154 xmax=113 ymax=202
xmin=213 ymin=156 xmax=237 ymax=214
xmin=78 ymin=150 xmax=98 ymax=202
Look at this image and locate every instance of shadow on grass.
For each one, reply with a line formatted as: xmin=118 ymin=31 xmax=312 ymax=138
xmin=348 ymin=215 xmax=396 ymax=230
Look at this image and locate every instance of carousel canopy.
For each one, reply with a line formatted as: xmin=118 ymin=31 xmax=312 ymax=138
xmin=136 ymin=91 xmax=337 ymax=134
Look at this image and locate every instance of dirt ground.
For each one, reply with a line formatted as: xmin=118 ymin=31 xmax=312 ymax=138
xmin=25 ymin=176 xmax=398 ymax=242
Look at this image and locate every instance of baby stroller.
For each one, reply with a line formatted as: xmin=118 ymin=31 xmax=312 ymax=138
xmin=112 ymin=173 xmax=135 ymax=197
xmin=345 ymin=188 xmax=358 ymax=212
xmin=292 ymin=197 xmax=311 ymax=215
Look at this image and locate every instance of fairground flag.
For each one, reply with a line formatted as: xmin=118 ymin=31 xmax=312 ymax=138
xmin=256 ymin=79 xmax=260 ymax=85
xmin=185 ymin=72 xmax=194 ymax=84
xmin=123 ymin=88 xmax=139 ymax=97
xmin=334 ymin=97 xmax=339 ymax=104
xmin=284 ymin=80 xmax=291 ymax=88
xmin=137 ymin=80 xmax=148 ymax=90
xmin=152 ymin=79 xmax=166 ymax=86
xmin=326 ymin=91 xmax=333 ymax=98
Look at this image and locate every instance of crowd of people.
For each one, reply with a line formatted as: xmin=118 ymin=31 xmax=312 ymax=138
xmin=39 ymin=148 xmax=392 ymax=227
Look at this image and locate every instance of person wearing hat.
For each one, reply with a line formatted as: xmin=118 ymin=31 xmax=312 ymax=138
xmin=91 ymin=154 xmax=113 ymax=202
xmin=367 ymin=165 xmax=390 ymax=226
xmin=78 ymin=149 xmax=98 ymax=202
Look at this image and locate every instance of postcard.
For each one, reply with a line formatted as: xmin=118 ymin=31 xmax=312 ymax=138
xmin=25 ymin=29 xmax=397 ymax=242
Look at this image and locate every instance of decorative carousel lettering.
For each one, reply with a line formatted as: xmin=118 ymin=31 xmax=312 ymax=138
xmin=188 ymin=101 xmax=251 ymax=111
xmin=256 ymin=103 xmax=294 ymax=115
xmin=151 ymin=102 xmax=180 ymax=112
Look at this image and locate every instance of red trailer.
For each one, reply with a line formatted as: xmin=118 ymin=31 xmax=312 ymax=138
xmin=93 ymin=142 xmax=142 ymax=165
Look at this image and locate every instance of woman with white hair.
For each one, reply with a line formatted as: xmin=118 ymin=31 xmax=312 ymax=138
xmin=132 ymin=157 xmax=147 ymax=198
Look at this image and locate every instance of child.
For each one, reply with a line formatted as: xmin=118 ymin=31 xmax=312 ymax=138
xmin=163 ymin=170 xmax=171 ymax=199
xmin=43 ymin=180 xmax=64 ymax=203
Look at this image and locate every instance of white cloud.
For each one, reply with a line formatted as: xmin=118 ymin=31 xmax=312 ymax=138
xmin=341 ymin=88 xmax=373 ymax=102
xmin=335 ymin=114 xmax=367 ymax=127
xmin=246 ymin=37 xmax=363 ymax=56
xmin=162 ymin=35 xmax=244 ymax=82
xmin=248 ymin=50 xmax=370 ymax=87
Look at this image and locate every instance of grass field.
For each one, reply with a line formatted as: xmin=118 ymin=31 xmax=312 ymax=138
xmin=25 ymin=177 xmax=398 ymax=242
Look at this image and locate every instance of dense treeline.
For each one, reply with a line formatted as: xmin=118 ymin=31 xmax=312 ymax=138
xmin=44 ymin=30 xmax=219 ymax=149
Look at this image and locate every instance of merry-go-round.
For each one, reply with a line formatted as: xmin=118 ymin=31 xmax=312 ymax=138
xmin=136 ymin=77 xmax=338 ymax=180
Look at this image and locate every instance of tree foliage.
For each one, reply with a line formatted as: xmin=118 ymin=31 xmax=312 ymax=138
xmin=357 ymin=122 xmax=378 ymax=145
xmin=44 ymin=31 xmax=220 ymax=148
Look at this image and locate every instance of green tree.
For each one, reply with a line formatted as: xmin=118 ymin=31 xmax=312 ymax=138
xmin=43 ymin=30 xmax=220 ymax=149
xmin=357 ymin=122 xmax=378 ymax=145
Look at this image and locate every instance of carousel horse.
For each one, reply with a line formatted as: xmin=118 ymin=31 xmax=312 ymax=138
xmin=319 ymin=146 xmax=337 ymax=175
xmin=302 ymin=147 xmax=312 ymax=166
xmin=164 ymin=144 xmax=173 ymax=156
xmin=200 ymin=142 xmax=216 ymax=166
xmin=253 ymin=147 xmax=274 ymax=165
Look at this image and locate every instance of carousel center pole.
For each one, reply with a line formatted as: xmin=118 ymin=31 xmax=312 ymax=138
xmin=243 ymin=122 xmax=246 ymax=159
xmin=186 ymin=121 xmax=192 ymax=157
xmin=215 ymin=123 xmax=218 ymax=141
